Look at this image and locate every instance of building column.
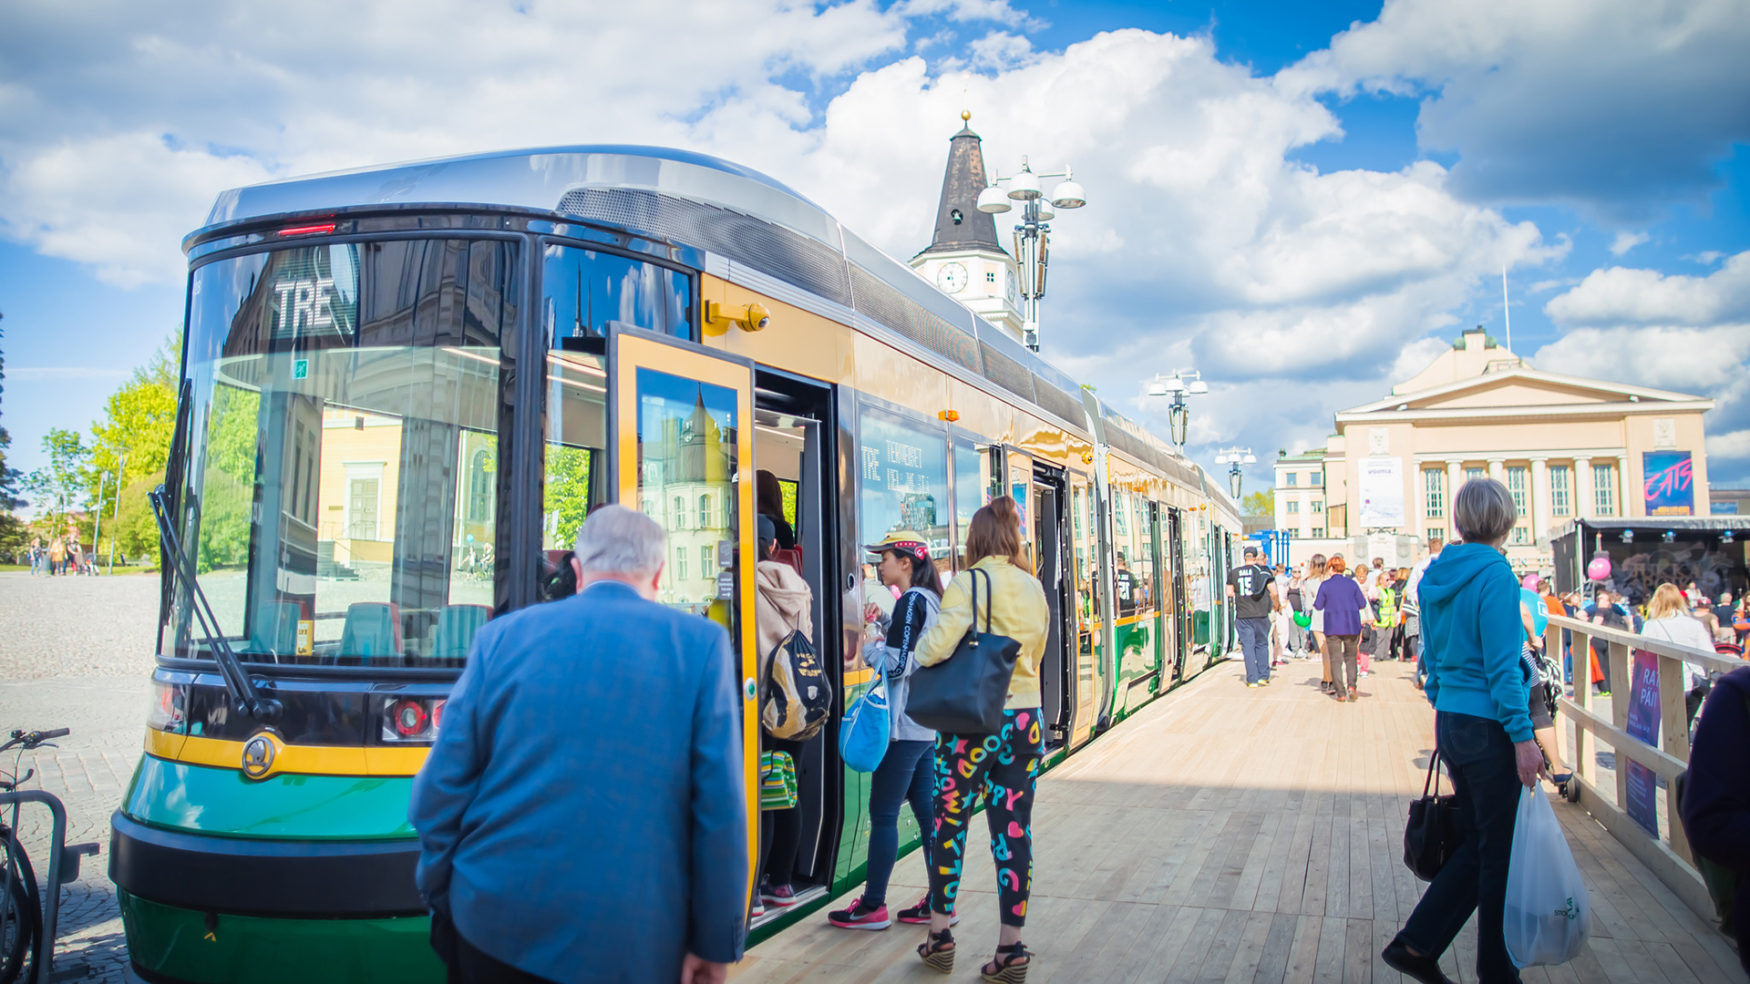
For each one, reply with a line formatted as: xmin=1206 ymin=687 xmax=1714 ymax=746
xmin=1531 ymin=457 xmax=1550 ymax=543
xmin=1487 ymin=457 xmax=1505 ymax=484
xmin=1575 ymin=456 xmax=1593 ymax=520
xmin=1617 ymin=454 xmax=1632 ymax=517
xmin=1443 ymin=459 xmax=1463 ymax=540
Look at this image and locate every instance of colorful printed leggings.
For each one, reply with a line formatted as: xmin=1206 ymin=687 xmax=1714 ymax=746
xmin=928 ymin=707 xmax=1043 ymax=927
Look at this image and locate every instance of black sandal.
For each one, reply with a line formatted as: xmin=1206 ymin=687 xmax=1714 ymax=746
xmin=918 ymin=929 xmax=955 ymax=974
xmin=981 ymin=941 xmax=1031 ymax=983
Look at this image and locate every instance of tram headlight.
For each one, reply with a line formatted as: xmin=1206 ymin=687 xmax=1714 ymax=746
xmin=147 ymin=682 xmax=187 ymax=733
xmin=380 ymin=697 xmax=445 ymax=743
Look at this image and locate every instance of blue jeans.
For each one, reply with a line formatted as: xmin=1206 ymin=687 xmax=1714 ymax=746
xmin=865 ymin=738 xmax=934 ymax=907
xmin=1237 ymin=617 xmax=1271 ymax=684
xmin=1399 ymin=711 xmax=1524 ymax=984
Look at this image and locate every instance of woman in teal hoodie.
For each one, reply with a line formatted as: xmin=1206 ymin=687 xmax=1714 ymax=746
xmin=1383 ymin=479 xmax=1547 ymax=984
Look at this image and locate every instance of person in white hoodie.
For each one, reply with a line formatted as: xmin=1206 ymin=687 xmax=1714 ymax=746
xmin=827 ymin=530 xmax=943 ymax=931
xmin=1641 ymin=582 xmax=1717 ymax=731
xmin=753 ymin=516 xmax=816 ymax=914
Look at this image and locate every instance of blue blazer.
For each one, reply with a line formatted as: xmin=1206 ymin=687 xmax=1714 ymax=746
xmin=411 ymin=581 xmax=747 ymax=983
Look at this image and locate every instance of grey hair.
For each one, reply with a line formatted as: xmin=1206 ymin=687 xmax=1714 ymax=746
xmin=573 ymin=505 xmax=667 ymax=576
xmin=1453 ymin=478 xmax=1517 ymax=544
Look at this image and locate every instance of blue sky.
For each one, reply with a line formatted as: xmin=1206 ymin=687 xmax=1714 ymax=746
xmin=3 ymin=0 xmax=1747 ymax=496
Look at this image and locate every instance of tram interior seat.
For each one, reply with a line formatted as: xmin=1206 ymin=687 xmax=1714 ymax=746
xmin=340 ymin=602 xmax=404 ymax=663
xmin=433 ymin=604 xmax=490 ymax=662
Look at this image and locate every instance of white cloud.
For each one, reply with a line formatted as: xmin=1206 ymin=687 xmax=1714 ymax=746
xmin=1693 ymin=250 xmax=1724 ymax=266
xmin=1609 ymin=231 xmax=1649 ymax=256
xmin=1280 ymin=0 xmax=1750 ymax=218
xmin=1532 ymin=325 xmax=1750 ymax=394
xmin=1544 ymin=251 xmax=1750 ymax=327
xmin=5 ymin=367 xmax=130 ymax=381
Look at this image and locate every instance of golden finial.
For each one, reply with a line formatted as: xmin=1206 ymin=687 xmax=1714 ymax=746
xmin=961 ymin=110 xmax=971 ymax=123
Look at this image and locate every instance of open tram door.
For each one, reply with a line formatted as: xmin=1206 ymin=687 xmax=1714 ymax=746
xmin=994 ymin=448 xmax=1077 ymax=753
xmin=608 ymin=328 xmax=762 ymax=904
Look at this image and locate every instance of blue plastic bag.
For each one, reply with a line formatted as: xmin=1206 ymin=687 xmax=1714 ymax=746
xmin=838 ymin=676 xmax=890 ymax=773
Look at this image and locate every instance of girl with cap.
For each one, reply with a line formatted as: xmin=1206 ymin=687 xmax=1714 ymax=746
xmin=826 ymin=530 xmax=944 ymax=930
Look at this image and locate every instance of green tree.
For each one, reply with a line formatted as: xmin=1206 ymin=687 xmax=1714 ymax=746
xmin=1242 ymin=489 xmax=1275 ymax=520
xmin=25 ymin=428 xmax=91 ymax=532
xmin=88 ymin=333 xmax=178 ymax=510
xmin=544 ymin=445 xmax=593 ymax=549
xmin=195 ymin=383 xmax=261 ymax=572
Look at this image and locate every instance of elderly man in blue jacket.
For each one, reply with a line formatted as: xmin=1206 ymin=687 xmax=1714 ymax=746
xmin=411 ymin=505 xmax=747 ymax=984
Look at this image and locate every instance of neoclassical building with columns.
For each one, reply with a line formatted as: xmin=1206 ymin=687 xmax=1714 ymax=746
xmin=1274 ymin=327 xmax=1714 ymax=568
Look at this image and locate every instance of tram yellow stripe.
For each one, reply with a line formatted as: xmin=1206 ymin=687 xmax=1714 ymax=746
xmin=143 ymin=730 xmax=430 ymax=778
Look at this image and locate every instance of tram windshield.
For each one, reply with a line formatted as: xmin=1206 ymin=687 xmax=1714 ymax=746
xmin=164 ymin=238 xmax=517 ymax=667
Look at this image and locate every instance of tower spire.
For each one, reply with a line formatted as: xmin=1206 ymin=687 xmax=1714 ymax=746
xmin=914 ymin=113 xmax=1006 ymax=259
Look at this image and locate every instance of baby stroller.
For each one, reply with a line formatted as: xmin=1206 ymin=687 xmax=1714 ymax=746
xmin=1715 ymin=640 xmax=1744 ymax=660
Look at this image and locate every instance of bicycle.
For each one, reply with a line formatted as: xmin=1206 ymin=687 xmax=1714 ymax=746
xmin=1 ymin=728 xmax=99 ymax=984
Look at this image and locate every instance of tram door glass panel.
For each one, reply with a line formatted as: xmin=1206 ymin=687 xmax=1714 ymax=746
xmin=1069 ymin=475 xmax=1100 ymax=738
xmin=541 ymin=352 xmax=608 ymax=592
xmin=543 ymin=245 xmax=692 ymax=341
xmin=951 ymin=436 xmax=986 ymax=573
xmin=171 ymin=238 xmax=514 ymax=665
xmin=632 ymin=368 xmax=740 ymax=624
xmin=1006 ymin=450 xmax=1037 ymax=574
xmin=857 ymin=406 xmax=951 ymax=622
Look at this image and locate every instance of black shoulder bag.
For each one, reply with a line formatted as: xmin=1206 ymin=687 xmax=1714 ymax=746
xmin=906 ymin=568 xmax=1022 ymax=735
xmin=1404 ymin=749 xmax=1465 ymax=881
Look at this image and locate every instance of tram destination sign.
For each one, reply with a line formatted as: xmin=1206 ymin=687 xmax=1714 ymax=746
xmin=269 ymin=246 xmax=357 ymax=340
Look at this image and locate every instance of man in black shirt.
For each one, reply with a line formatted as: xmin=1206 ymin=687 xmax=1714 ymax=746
xmin=1227 ymin=546 xmax=1282 ymax=687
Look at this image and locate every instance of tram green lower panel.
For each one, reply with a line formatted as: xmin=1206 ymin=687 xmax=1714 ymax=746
xmin=125 ymin=755 xmax=415 ymax=839
xmin=118 ymin=890 xmax=441 ymax=984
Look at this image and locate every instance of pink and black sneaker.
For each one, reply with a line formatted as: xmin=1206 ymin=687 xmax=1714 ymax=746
xmin=896 ymin=895 xmax=958 ymax=926
xmin=759 ymin=883 xmax=799 ymax=908
xmin=826 ymin=896 xmax=890 ymax=930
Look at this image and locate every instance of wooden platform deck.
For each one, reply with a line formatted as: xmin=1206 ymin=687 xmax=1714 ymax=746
xmin=732 ymin=656 xmax=1742 ymax=983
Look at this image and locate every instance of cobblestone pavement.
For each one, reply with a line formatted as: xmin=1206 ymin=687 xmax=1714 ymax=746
xmin=2 ymin=571 xmax=158 ymax=983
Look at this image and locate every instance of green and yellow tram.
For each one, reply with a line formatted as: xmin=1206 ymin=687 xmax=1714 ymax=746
xmin=109 ymin=146 xmax=1242 ymax=983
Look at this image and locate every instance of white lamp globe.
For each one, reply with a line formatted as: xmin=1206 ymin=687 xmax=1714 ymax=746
xmin=976 ymin=186 xmax=1012 ymax=214
xmin=1034 ymin=196 xmax=1056 ymax=221
xmin=1051 ymin=179 xmax=1087 ymax=209
xmin=1187 ymin=379 xmax=1209 ymax=395
xmin=1007 ymin=168 xmax=1041 ymax=201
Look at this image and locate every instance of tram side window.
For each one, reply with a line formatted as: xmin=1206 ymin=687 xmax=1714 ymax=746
xmin=172 ymin=238 xmax=514 ymax=667
xmin=543 ymin=245 xmax=692 ymax=342
xmin=858 ymin=406 xmax=951 ymax=633
xmin=542 ymin=351 xmax=608 ymax=599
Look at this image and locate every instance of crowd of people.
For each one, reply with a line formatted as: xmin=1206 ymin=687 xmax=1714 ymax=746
xmin=23 ymin=530 xmax=96 ymax=576
xmin=400 ymin=478 xmax=1746 ymax=984
xmin=409 ymin=496 xmax=1051 ymax=984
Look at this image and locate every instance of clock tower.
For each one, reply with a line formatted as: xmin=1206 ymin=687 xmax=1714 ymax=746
xmin=910 ymin=112 xmax=1023 ymax=339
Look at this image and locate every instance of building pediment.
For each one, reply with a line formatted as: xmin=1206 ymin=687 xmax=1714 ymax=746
xmin=1337 ymin=368 xmax=1710 ymax=421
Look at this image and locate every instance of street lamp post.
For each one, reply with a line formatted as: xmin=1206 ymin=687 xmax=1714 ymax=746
xmin=1145 ymin=370 xmax=1208 ymax=453
xmin=92 ymin=471 xmax=109 ymax=573
xmin=108 ymin=451 xmax=127 ymax=574
xmin=1214 ymin=447 xmax=1256 ymax=500
xmin=976 ymin=157 xmax=1088 ymax=353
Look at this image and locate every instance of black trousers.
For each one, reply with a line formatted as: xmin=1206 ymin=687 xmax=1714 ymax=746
xmin=759 ymin=735 xmax=805 ymax=887
xmin=430 ymin=907 xmax=558 ymax=984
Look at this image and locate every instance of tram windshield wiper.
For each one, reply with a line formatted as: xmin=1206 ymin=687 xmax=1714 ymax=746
xmin=148 ymin=486 xmax=282 ymax=722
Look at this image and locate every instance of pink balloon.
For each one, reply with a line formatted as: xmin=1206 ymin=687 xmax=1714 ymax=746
xmin=1522 ymin=574 xmax=1540 ymax=590
xmin=1587 ymin=556 xmax=1612 ymax=581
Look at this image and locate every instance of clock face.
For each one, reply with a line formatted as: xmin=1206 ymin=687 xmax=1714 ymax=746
xmin=936 ymin=262 xmax=968 ymax=294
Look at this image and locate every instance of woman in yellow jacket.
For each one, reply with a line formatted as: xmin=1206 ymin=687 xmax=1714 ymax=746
xmin=910 ymin=496 xmax=1050 ymax=983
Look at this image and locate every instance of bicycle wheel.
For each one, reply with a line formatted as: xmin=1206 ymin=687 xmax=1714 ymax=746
xmin=0 ymin=830 xmax=40 ymax=984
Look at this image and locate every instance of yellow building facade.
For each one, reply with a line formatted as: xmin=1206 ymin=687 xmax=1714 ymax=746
xmin=1275 ymin=328 xmax=1714 ymax=567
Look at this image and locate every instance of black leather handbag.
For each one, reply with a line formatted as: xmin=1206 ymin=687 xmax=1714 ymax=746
xmin=1404 ymin=749 xmax=1465 ymax=881
xmin=906 ymin=568 xmax=1022 ymax=735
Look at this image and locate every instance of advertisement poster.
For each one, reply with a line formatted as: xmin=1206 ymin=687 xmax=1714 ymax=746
xmin=1356 ymin=457 xmax=1405 ymax=528
xmin=1623 ymin=649 xmax=1663 ymax=837
xmin=1643 ymin=450 xmax=1695 ymax=516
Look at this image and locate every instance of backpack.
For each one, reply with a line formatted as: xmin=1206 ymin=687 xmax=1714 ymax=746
xmin=762 ymin=629 xmax=829 ymax=741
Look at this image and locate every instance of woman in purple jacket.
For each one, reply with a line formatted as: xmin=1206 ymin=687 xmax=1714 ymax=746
xmin=1315 ymin=556 xmax=1368 ymax=702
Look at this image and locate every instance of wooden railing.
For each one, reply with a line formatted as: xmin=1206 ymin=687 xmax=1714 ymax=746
xmin=1543 ymin=612 xmax=1742 ymax=922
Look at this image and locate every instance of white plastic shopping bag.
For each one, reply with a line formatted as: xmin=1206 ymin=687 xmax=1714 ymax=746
xmin=1504 ymin=784 xmax=1591 ymax=966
